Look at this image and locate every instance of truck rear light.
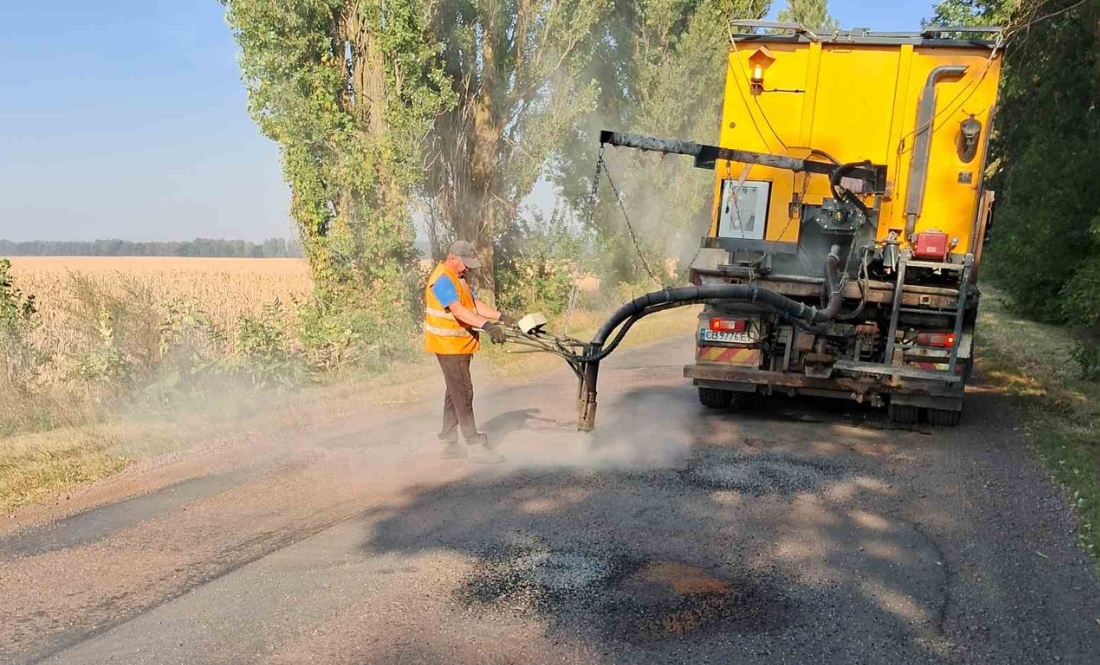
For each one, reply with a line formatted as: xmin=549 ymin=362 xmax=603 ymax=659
xmin=913 ymin=231 xmax=949 ymax=261
xmin=710 ymin=318 xmax=747 ymax=333
xmin=917 ymin=331 xmax=956 ymax=348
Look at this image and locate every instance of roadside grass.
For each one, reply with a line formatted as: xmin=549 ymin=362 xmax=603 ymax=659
xmin=976 ymin=289 xmax=1099 ymax=563
xmin=0 ymin=428 xmax=129 ymax=512
xmin=0 ymin=306 xmax=700 ymax=513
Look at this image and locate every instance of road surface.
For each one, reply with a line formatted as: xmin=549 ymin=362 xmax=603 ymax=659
xmin=3 ymin=338 xmax=1099 ymax=664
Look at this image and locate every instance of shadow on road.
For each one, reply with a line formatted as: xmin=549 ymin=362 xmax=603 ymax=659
xmin=357 ymin=384 xmax=973 ymax=663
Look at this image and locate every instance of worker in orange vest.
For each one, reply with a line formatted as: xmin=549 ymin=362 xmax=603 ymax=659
xmin=424 ymin=240 xmax=516 ymax=462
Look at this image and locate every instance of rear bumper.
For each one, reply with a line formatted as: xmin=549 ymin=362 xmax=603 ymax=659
xmin=684 ymin=363 xmax=965 ymax=404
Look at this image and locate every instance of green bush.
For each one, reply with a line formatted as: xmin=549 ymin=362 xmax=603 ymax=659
xmin=79 ymin=305 xmax=131 ymax=384
xmin=234 ymin=299 xmax=301 ymax=389
xmin=980 ymin=2 xmax=1100 ymax=325
xmin=295 ymin=292 xmax=418 ymax=377
xmin=1070 ymin=337 xmax=1100 ymax=382
xmin=1060 ymin=249 xmax=1100 ymax=328
xmin=496 ymin=211 xmax=586 ymax=316
xmin=64 ymin=273 xmax=162 ymax=386
xmin=0 ymin=258 xmax=45 ymax=389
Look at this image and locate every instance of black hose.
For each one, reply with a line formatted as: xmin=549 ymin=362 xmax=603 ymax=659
xmin=581 ymin=247 xmax=843 ymax=364
xmin=820 ymin=246 xmax=844 ymax=320
xmin=829 ymin=161 xmax=873 ymax=216
xmin=837 ymin=248 xmax=870 ymax=321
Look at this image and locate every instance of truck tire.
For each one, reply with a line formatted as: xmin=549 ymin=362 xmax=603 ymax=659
xmin=698 ymin=387 xmax=734 ymax=409
xmin=733 ymin=392 xmax=766 ymax=410
xmin=928 ymin=408 xmax=962 ymax=427
xmin=888 ymin=403 xmax=921 ymax=425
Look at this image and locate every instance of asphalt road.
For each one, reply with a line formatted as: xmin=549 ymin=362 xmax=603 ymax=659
xmin=3 ymin=338 xmax=1099 ymax=664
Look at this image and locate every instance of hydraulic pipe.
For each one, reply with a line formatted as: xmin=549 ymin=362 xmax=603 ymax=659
xmin=592 ymin=245 xmax=842 ymax=347
xmin=599 ymin=130 xmax=883 ymax=186
xmin=574 ymin=248 xmax=843 ymax=431
xmin=905 ymin=65 xmax=969 ymax=240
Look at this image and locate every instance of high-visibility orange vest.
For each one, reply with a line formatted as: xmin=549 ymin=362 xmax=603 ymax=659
xmin=424 ymin=262 xmax=480 ymax=355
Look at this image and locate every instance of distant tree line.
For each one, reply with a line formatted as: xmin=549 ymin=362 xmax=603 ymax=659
xmin=0 ymin=238 xmax=304 ymax=258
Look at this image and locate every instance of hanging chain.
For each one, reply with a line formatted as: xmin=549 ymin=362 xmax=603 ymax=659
xmin=587 ymin=144 xmax=606 ymax=229
xmin=596 ymin=152 xmax=665 ymax=288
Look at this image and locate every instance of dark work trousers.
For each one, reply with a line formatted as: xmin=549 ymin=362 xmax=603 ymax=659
xmin=436 ymin=353 xmax=478 ymax=442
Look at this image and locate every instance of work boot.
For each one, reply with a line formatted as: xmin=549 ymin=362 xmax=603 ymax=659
xmin=439 ymin=432 xmax=467 ymax=459
xmin=465 ymin=433 xmax=505 ymax=464
xmin=441 ymin=442 xmax=468 ymax=459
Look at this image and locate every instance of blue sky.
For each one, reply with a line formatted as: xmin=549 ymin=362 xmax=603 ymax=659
xmin=0 ymin=0 xmax=939 ymax=242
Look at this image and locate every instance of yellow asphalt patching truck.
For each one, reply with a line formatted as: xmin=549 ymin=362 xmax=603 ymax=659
xmin=568 ymin=22 xmax=1003 ymax=429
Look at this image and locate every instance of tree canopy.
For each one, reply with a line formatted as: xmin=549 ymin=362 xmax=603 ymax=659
xmin=777 ymin=0 xmax=839 ymax=33
xmin=931 ymin=0 xmax=1100 ymax=327
xmin=224 ymin=0 xmax=773 ymax=302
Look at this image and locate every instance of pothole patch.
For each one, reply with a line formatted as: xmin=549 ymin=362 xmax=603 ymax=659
xmin=459 ymin=543 xmax=792 ymax=643
xmin=683 ymin=450 xmax=847 ymax=496
xmin=458 ymin=543 xmax=624 ymax=613
xmin=603 ymin=561 xmax=789 ymax=642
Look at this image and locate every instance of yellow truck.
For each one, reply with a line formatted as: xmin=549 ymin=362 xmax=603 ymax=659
xmin=577 ymin=22 xmax=1003 ymax=428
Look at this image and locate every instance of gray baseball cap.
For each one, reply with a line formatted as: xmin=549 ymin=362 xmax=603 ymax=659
xmin=447 ymin=240 xmax=481 ymax=269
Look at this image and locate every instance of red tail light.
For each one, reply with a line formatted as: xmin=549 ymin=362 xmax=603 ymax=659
xmin=917 ymin=331 xmax=957 ymax=348
xmin=710 ymin=318 xmax=747 ymax=333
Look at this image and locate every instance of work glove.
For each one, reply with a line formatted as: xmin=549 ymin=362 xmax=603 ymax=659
xmin=498 ymin=313 xmax=518 ymax=327
xmin=482 ymin=321 xmax=508 ymax=345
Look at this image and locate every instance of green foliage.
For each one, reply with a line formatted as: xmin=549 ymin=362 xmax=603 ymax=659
xmin=224 ymin=0 xmax=442 ymax=321
xmin=496 ymin=207 xmax=588 ymax=316
xmin=64 ymin=274 xmax=162 ymax=387
xmin=555 ymin=0 xmax=771 ymax=286
xmin=930 ymin=0 xmax=1100 ymax=329
xmin=0 ymin=258 xmax=44 ymax=389
xmin=158 ymin=300 xmax=229 ymax=379
xmin=1061 ymin=251 xmax=1100 ymax=329
xmin=777 ymin=0 xmax=839 ymax=32
xmin=416 ymin=0 xmax=611 ymax=298
xmin=927 ymin=0 xmax=1013 ymax=26
xmin=296 ymin=294 xmax=417 ymax=376
xmin=79 ymin=306 xmax=131 ymax=384
xmin=1070 ymin=337 xmax=1100 ymax=381
xmin=234 ymin=299 xmax=301 ymax=389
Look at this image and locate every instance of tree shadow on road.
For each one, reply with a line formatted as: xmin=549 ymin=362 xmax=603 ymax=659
xmin=356 ymin=384 xmax=974 ymax=664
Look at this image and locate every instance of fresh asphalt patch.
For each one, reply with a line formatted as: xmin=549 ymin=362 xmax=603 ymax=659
xmin=457 ymin=537 xmax=793 ymax=645
xmin=681 ymin=449 xmax=849 ymax=497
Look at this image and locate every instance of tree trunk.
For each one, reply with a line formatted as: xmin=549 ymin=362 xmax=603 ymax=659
xmin=461 ymin=8 xmax=503 ymax=302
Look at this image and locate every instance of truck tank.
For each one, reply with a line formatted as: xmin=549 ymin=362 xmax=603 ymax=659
xmin=566 ymin=23 xmax=1004 ymax=429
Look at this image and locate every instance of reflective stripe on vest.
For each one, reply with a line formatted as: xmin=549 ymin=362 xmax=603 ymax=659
xmin=424 ymin=262 xmax=480 ymax=355
xmin=424 ymin=307 xmax=456 ymax=321
xmin=423 ymin=323 xmax=473 ymax=338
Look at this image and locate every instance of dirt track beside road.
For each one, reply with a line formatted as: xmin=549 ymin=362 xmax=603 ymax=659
xmin=3 ymin=338 xmax=1099 ymax=664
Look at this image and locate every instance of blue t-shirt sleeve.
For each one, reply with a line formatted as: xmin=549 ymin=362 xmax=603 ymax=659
xmin=431 ymin=276 xmax=459 ymax=308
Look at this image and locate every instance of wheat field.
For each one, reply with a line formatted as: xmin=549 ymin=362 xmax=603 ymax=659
xmin=9 ymin=257 xmax=314 ymax=356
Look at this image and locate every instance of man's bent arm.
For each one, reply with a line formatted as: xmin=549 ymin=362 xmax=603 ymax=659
xmin=447 ymin=302 xmax=489 ymax=329
xmin=474 ymin=300 xmax=502 ymax=321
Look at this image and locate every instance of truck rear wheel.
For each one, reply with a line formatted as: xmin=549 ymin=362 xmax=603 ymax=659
xmin=888 ymin=403 xmax=921 ymax=425
xmin=733 ymin=392 xmax=766 ymax=409
xmin=928 ymin=408 xmax=962 ymax=427
xmin=698 ymin=387 xmax=734 ymax=409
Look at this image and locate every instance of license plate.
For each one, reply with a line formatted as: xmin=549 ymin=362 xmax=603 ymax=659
xmin=699 ymin=330 xmax=753 ymax=344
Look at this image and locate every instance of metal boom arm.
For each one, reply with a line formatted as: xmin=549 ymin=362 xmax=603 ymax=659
xmin=598 ymin=130 xmax=886 ymax=191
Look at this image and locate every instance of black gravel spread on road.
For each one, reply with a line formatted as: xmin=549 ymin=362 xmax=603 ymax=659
xmin=458 ymin=538 xmax=793 ymax=645
xmin=681 ymin=449 xmax=849 ymax=496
